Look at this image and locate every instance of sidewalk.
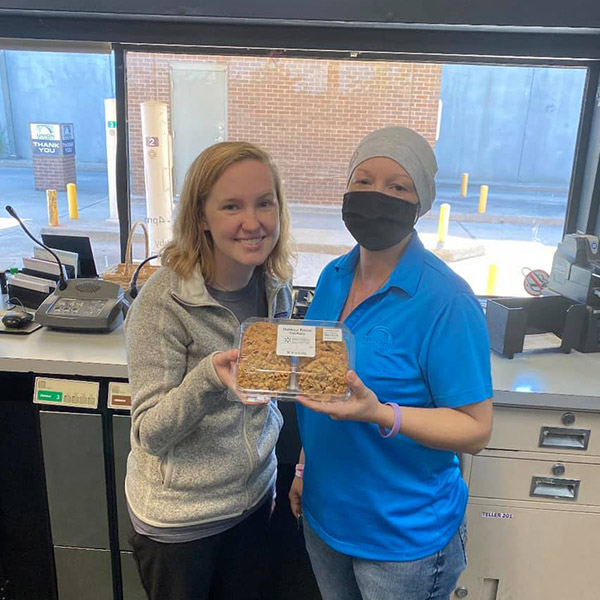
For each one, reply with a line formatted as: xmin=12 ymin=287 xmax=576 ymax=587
xmin=0 ymin=168 xmax=565 ymax=296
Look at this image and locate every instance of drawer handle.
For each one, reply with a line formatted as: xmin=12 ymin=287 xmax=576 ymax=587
xmin=530 ymin=476 xmax=580 ymax=501
xmin=538 ymin=426 xmax=590 ymax=450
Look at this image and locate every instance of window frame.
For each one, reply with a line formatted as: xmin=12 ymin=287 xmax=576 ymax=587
xmin=114 ymin=41 xmax=599 ymax=260
xmin=1 ymin=12 xmax=598 ymax=259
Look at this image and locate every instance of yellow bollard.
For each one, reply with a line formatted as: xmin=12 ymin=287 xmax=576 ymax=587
xmin=460 ymin=173 xmax=469 ymax=197
xmin=67 ymin=182 xmax=78 ymax=219
xmin=437 ymin=202 xmax=451 ymax=246
xmin=486 ymin=264 xmax=499 ymax=296
xmin=478 ymin=185 xmax=489 ymax=214
xmin=46 ymin=189 xmax=58 ymax=227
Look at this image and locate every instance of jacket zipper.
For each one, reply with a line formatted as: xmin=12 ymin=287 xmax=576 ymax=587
xmin=241 ymin=404 xmax=255 ymax=510
xmin=214 ymin=304 xmax=256 ymax=510
xmin=173 ymin=280 xmax=287 ymax=510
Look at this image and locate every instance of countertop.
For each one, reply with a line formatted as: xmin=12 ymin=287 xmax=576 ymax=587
xmin=1 ymin=327 xmax=599 ymax=409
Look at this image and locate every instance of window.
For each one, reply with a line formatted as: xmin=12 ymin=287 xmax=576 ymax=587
xmin=0 ymin=46 xmax=118 ymax=277
xmin=3 ymin=46 xmax=583 ymax=297
xmin=124 ymin=50 xmax=586 ymax=296
xmin=433 ymin=64 xmax=586 ymax=296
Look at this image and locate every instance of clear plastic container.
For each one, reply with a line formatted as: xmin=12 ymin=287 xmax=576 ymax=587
xmin=234 ymin=317 xmax=355 ymax=402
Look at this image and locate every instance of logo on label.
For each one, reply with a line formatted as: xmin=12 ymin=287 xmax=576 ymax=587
xmin=276 ymin=324 xmax=316 ymax=357
xmin=33 ymin=124 xmax=59 ymax=140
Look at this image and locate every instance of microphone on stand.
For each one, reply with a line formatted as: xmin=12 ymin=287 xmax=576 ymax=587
xmin=5 ymin=205 xmax=68 ymax=291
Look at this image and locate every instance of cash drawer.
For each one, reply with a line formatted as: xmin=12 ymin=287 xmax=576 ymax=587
xmin=487 ymin=407 xmax=599 ymax=455
xmin=458 ymin=500 xmax=600 ymax=600
xmin=469 ymin=455 xmax=600 ymax=506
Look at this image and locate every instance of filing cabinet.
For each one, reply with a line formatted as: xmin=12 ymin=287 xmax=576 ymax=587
xmin=457 ymin=407 xmax=600 ymax=600
xmin=486 ymin=407 xmax=599 ymax=455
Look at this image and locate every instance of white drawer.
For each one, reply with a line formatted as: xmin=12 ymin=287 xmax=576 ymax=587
xmin=459 ymin=499 xmax=600 ymax=600
xmin=469 ymin=454 xmax=600 ymax=506
xmin=488 ymin=407 xmax=600 ymax=455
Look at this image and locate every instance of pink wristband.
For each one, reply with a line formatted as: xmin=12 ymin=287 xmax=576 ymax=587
xmin=295 ymin=464 xmax=304 ymax=479
xmin=378 ymin=403 xmax=402 ymax=438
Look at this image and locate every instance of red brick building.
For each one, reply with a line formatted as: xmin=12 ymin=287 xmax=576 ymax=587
xmin=127 ymin=53 xmax=442 ymax=206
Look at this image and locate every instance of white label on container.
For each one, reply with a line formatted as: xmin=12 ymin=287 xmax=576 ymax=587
xmin=322 ymin=328 xmax=343 ymax=342
xmin=481 ymin=511 xmax=513 ymax=519
xmin=276 ymin=324 xmax=316 ymax=357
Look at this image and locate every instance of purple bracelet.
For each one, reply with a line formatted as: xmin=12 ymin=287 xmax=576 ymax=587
xmin=378 ymin=403 xmax=402 ymax=438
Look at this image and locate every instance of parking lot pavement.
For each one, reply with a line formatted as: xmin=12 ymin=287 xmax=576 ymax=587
xmin=0 ymin=167 xmax=566 ymax=295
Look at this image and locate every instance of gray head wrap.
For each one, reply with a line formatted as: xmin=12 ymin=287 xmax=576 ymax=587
xmin=347 ymin=126 xmax=438 ymax=217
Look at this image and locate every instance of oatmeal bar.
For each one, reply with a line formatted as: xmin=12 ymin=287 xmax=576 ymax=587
xmin=236 ymin=321 xmax=291 ymax=392
xmin=298 ymin=328 xmax=349 ymax=397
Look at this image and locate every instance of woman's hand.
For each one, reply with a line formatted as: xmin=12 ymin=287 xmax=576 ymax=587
xmin=297 ymin=370 xmax=390 ymax=425
xmin=298 ymin=369 xmax=494 ymax=454
xmin=212 ymin=349 xmax=239 ymax=388
xmin=212 ymin=349 xmax=270 ymax=405
xmin=289 ymin=475 xmax=303 ymax=518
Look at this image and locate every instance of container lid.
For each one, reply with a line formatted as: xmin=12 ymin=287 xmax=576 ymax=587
xmin=234 ymin=317 xmax=355 ymax=402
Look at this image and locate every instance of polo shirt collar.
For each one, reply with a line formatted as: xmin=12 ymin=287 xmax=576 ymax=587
xmin=334 ymin=231 xmax=425 ymax=297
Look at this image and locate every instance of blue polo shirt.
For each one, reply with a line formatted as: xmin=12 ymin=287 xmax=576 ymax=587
xmin=297 ymin=233 xmax=492 ymax=561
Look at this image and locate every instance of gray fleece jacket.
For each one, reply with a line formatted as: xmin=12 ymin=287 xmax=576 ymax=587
xmin=124 ymin=265 xmax=292 ymax=527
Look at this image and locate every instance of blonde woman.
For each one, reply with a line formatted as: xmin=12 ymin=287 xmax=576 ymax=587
xmin=125 ymin=142 xmax=293 ymax=600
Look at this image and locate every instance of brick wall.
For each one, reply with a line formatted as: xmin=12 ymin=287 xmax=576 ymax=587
xmin=127 ymin=53 xmax=442 ymax=206
xmin=32 ymin=155 xmax=76 ymax=191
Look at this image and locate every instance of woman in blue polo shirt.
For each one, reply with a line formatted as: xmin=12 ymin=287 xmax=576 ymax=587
xmin=289 ymin=126 xmax=493 ymax=600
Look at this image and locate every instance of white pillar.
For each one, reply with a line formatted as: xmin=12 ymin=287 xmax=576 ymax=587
xmin=140 ymin=101 xmax=174 ymax=261
xmin=104 ymin=99 xmax=118 ymax=221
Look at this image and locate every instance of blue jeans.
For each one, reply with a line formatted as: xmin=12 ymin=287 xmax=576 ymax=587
xmin=303 ymin=519 xmax=467 ymax=600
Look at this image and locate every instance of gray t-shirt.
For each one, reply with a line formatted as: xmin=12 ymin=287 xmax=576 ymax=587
xmin=129 ymin=268 xmax=270 ymax=543
xmin=206 ymin=267 xmax=268 ymax=323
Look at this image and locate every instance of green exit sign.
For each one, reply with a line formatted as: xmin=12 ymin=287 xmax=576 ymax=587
xmin=37 ymin=390 xmax=63 ymax=402
xmin=108 ymin=121 xmax=117 ymax=128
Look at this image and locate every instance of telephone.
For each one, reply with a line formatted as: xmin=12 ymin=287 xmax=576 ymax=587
xmin=6 ymin=204 xmax=127 ymax=333
xmin=35 ymin=279 xmax=125 ymax=332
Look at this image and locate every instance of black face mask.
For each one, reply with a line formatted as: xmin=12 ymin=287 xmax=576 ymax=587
xmin=342 ymin=191 xmax=419 ymax=251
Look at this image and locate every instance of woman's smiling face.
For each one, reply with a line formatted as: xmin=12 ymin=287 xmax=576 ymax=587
xmin=202 ymin=158 xmax=280 ymax=272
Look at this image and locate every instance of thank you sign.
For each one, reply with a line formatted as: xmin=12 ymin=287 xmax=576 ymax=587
xmin=30 ymin=123 xmax=76 ymax=156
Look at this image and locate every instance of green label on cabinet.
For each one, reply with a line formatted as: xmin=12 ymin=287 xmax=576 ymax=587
xmin=37 ymin=390 xmax=63 ymax=402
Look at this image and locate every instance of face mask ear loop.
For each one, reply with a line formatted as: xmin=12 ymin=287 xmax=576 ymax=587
xmin=414 ymin=202 xmax=421 ymax=225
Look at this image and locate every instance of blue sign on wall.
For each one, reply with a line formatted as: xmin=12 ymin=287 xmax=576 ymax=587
xmin=31 ymin=139 xmax=62 ymax=155
xmin=62 ymin=140 xmax=75 ymax=155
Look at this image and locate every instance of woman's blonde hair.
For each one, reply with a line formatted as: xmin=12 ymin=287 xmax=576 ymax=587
xmin=161 ymin=141 xmax=293 ymax=283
